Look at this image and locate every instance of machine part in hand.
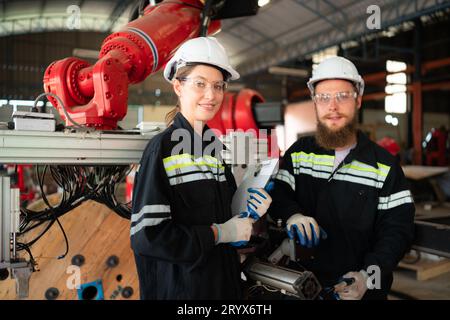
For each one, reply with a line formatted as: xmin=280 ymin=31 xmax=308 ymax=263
xmin=268 ymin=238 xmax=291 ymax=264
xmin=45 ymin=287 xmax=60 ymax=300
xmin=106 ymin=255 xmax=119 ymax=268
xmin=245 ymin=258 xmax=322 ymax=300
xmin=71 ymin=254 xmax=85 ymax=267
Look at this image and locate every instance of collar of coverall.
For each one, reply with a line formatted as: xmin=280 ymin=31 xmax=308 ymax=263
xmin=172 ymin=112 xmax=225 ymax=160
xmin=343 ymin=130 xmax=378 ymax=169
xmin=315 ymin=130 xmax=376 ymax=168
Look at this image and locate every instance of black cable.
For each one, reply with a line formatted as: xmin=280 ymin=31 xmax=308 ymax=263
xmin=17 ymin=164 xmax=133 ymax=262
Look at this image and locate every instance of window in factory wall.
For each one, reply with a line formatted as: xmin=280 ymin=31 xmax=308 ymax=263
xmin=385 ymin=60 xmax=408 ymax=115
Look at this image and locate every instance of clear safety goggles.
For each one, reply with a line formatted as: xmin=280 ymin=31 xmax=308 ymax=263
xmin=312 ymin=91 xmax=358 ymax=106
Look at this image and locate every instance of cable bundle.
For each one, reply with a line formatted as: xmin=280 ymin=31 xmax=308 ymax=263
xmin=17 ymin=164 xmax=132 ymax=262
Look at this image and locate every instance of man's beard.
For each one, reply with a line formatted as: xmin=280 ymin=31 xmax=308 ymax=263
xmin=315 ymin=108 xmax=359 ymax=150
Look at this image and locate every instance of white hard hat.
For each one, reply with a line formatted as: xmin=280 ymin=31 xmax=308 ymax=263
xmin=307 ymin=56 xmax=364 ymax=96
xmin=163 ymin=36 xmax=239 ymax=82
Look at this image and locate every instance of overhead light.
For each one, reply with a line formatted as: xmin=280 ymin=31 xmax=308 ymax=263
xmin=258 ymin=0 xmax=270 ymax=7
xmin=72 ymin=48 xmax=100 ymax=60
xmin=386 ymin=60 xmax=407 ymax=72
xmin=386 ymin=73 xmax=407 ymax=84
xmin=385 ymin=93 xmax=407 ymax=113
xmin=385 ymin=84 xmax=407 ymax=94
xmin=268 ymin=66 xmax=308 ymax=77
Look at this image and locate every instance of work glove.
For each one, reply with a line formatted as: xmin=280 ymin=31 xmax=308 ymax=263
xmin=333 ymin=270 xmax=369 ymax=300
xmin=240 ymin=181 xmax=274 ymax=221
xmin=286 ymin=213 xmax=328 ymax=247
xmin=213 ymin=215 xmax=253 ymax=246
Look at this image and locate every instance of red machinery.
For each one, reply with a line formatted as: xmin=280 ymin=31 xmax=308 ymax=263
xmin=377 ymin=136 xmax=401 ymax=157
xmin=43 ymin=0 xmax=220 ymax=130
xmin=424 ymin=127 xmax=448 ymax=166
xmin=42 ymin=0 xmax=279 ymax=152
xmin=207 ymin=89 xmax=279 ymax=157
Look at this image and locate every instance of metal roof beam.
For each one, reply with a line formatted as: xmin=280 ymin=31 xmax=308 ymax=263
xmin=293 ymin=0 xmax=348 ymax=36
xmin=238 ymin=0 xmax=450 ymax=76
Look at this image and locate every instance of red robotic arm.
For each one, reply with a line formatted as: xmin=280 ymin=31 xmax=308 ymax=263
xmin=43 ymin=0 xmax=220 ymax=129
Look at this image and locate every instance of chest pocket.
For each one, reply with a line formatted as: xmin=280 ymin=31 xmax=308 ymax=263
xmin=176 ymin=180 xmax=215 ymax=207
xmin=342 ymin=185 xmax=378 ymax=230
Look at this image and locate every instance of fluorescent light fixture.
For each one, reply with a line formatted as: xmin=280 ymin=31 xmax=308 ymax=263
xmin=268 ymin=66 xmax=309 ymax=77
xmin=386 ymin=72 xmax=407 ymax=84
xmin=258 ymin=0 xmax=270 ymax=7
xmin=385 ymin=84 xmax=407 ymax=94
xmin=385 ymin=93 xmax=407 ymax=113
xmin=391 ymin=117 xmax=399 ymax=126
xmin=385 ymin=114 xmax=393 ymax=123
xmin=386 ymin=60 xmax=407 ymax=72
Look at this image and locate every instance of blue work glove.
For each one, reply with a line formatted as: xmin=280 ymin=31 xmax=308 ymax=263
xmin=241 ymin=181 xmax=274 ymax=221
xmin=286 ymin=213 xmax=328 ymax=248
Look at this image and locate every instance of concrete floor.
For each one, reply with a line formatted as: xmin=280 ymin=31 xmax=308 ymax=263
xmin=390 ymin=268 xmax=450 ymax=300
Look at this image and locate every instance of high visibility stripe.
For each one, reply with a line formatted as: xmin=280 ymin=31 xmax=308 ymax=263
xmin=291 ymin=152 xmax=334 ymax=166
xmin=168 ymin=172 xmax=226 ymax=186
xmin=341 ymin=160 xmax=390 ymax=177
xmin=292 ymin=162 xmax=334 ymax=173
xmin=130 ymin=216 xmax=171 ymax=236
xmin=333 ymin=173 xmax=384 ymax=188
xmin=163 ymin=154 xmax=224 ymax=172
xmin=163 ymin=154 xmax=226 ymax=185
xmin=165 ymin=164 xmax=225 ymax=178
xmin=294 ymin=167 xmax=330 ymax=179
xmin=340 ymin=167 xmax=388 ymax=183
xmin=378 ymin=190 xmax=413 ymax=210
xmin=275 ymin=169 xmax=296 ymax=191
xmin=131 ymin=204 xmax=171 ymax=223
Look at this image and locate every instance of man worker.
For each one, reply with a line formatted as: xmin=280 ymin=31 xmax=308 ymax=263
xmin=268 ymin=56 xmax=415 ymax=300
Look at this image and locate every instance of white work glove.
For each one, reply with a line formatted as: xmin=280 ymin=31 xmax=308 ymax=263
xmin=213 ymin=215 xmax=253 ymax=246
xmin=286 ymin=213 xmax=327 ymax=247
xmin=333 ymin=270 xmax=369 ymax=300
xmin=244 ymin=187 xmax=272 ymax=221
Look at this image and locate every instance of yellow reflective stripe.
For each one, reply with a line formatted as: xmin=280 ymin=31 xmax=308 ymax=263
xmin=291 ymin=152 xmax=334 ymax=166
xmin=165 ymin=161 xmax=223 ymax=173
xmin=163 ymin=153 xmax=224 ymax=172
xmin=163 ymin=153 xmax=192 ymax=164
xmin=342 ymin=160 xmax=390 ymax=177
xmin=377 ymin=162 xmax=390 ymax=172
xmin=165 ymin=164 xmax=225 ymax=178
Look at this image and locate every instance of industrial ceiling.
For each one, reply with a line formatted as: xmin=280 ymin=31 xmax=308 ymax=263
xmin=1 ymin=0 xmax=450 ymax=77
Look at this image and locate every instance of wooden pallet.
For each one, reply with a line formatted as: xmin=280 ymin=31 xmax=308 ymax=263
xmin=0 ymin=197 xmax=138 ymax=300
xmin=399 ymin=257 xmax=450 ymax=281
